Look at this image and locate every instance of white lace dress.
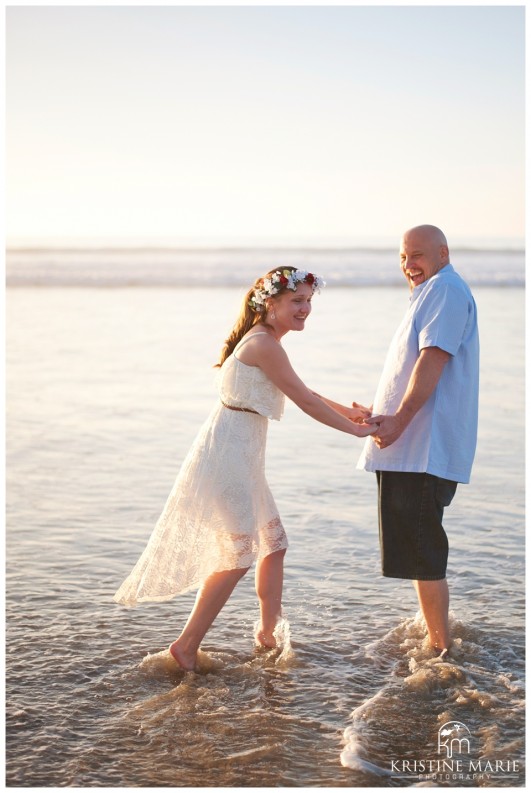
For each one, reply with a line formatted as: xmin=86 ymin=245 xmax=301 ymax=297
xmin=114 ymin=333 xmax=288 ymax=606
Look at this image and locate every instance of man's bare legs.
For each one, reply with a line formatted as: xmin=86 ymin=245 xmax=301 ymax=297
xmin=255 ymin=548 xmax=286 ymax=648
xmin=170 ymin=567 xmax=249 ymax=670
xmin=413 ymin=578 xmax=450 ymax=651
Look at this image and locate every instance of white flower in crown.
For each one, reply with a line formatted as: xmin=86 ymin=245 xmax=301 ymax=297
xmin=248 ymin=268 xmax=325 ymax=312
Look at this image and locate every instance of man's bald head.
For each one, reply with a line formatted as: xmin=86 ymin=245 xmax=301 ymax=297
xmin=402 ymin=225 xmax=449 ymax=251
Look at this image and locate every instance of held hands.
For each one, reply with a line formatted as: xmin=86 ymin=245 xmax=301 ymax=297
xmin=353 ymin=421 xmax=379 ymax=438
xmin=347 ymin=401 xmax=376 ymax=437
xmin=345 ymin=400 xmax=407 ymax=445
xmin=363 ymin=414 xmax=406 ymax=448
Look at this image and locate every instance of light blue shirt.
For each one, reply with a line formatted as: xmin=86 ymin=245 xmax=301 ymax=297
xmin=358 ymin=264 xmax=479 ymax=483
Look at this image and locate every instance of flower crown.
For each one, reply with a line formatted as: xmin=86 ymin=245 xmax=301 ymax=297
xmin=248 ymin=268 xmax=326 ymax=312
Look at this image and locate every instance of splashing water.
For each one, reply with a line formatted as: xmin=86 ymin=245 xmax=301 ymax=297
xmin=137 ymin=616 xmax=295 ymax=683
xmin=340 ymin=612 xmax=524 ymax=785
xmin=273 ymin=617 xmax=295 ymax=666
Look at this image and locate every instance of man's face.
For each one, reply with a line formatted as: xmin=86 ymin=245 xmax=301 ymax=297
xmin=399 ymin=231 xmax=448 ymax=290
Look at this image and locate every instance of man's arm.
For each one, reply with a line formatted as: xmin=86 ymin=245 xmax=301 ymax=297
xmin=366 ymin=346 xmax=451 ymax=448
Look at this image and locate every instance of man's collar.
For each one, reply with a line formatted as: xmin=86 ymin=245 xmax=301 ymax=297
xmin=410 ymin=263 xmax=454 ymax=300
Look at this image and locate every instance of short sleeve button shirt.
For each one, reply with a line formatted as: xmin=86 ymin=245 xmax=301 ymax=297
xmin=357 ymin=265 xmax=479 ymax=483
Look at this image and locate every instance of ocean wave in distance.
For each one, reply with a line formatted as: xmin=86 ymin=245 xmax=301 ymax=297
xmin=6 ymin=247 xmax=525 ymax=288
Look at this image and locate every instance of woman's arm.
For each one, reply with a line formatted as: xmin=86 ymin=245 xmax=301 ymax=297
xmin=312 ymin=392 xmax=372 ymax=423
xmin=240 ymin=336 xmax=375 ymax=438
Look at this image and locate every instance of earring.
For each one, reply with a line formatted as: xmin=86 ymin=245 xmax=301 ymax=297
xmin=270 ymin=310 xmax=276 ymax=320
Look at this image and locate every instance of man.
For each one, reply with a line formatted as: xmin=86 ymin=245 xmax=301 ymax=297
xmin=359 ymin=224 xmax=479 ymax=654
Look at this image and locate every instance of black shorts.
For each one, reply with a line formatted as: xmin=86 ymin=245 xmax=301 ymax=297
xmin=376 ymin=471 xmax=458 ymax=580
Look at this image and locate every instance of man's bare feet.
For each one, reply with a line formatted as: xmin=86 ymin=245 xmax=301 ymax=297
xmin=169 ymin=640 xmax=196 ymax=671
xmin=255 ymin=629 xmax=277 ymax=649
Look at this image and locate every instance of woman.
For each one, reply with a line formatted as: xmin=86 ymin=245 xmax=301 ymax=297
xmin=114 ymin=267 xmax=374 ymax=670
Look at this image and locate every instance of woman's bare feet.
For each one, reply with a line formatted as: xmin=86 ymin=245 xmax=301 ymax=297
xmin=169 ymin=640 xmax=196 ymax=671
xmin=255 ymin=629 xmax=277 ymax=649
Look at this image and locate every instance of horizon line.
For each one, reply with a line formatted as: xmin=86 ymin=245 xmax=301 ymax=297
xmin=6 ymin=237 xmax=525 ymax=253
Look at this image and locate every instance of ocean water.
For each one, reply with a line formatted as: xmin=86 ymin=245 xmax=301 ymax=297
xmin=5 ymin=244 xmax=525 ymax=288
xmin=5 ymin=249 xmax=525 ymax=787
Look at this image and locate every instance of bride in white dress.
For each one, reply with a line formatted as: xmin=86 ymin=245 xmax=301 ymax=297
xmin=114 ymin=266 xmax=375 ymax=670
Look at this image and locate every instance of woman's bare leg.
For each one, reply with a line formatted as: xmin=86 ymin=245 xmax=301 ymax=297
xmin=255 ymin=548 xmax=286 ymax=647
xmin=170 ymin=566 xmax=249 ymax=670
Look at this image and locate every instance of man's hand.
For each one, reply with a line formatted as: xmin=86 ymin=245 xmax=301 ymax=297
xmin=364 ymin=414 xmax=406 ymax=448
xmin=365 ymin=347 xmax=451 ymax=448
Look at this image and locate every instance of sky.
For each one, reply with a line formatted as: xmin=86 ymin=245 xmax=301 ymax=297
xmin=5 ymin=4 xmax=526 ymax=247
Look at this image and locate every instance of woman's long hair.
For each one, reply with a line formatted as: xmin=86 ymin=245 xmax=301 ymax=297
xmin=214 ymin=266 xmax=299 ymax=367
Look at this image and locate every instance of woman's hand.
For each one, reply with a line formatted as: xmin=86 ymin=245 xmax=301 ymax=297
xmin=351 ymin=421 xmax=378 ymax=437
xmin=348 ymin=401 xmax=372 ymax=424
